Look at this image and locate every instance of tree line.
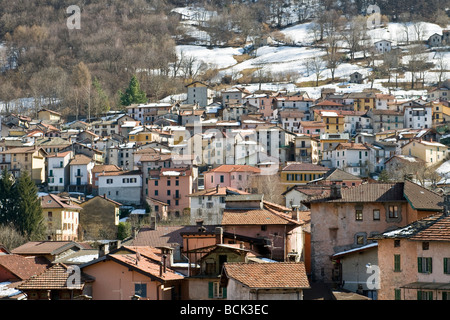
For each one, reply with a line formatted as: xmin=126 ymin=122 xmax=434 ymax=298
xmin=0 ymin=169 xmax=46 ymax=249
xmin=0 ymin=0 xmax=448 ymax=120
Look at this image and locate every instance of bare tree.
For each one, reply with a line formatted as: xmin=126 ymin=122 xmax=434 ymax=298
xmin=305 ymin=56 xmax=326 ymax=86
xmin=249 ymin=173 xmax=285 ymax=205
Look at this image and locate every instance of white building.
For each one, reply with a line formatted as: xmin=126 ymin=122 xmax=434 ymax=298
xmin=47 ymin=151 xmax=73 ymax=192
xmin=98 ymin=170 xmax=143 ymax=205
xmin=323 ymin=142 xmax=370 ymax=177
xmin=69 ymin=154 xmax=95 ymax=191
xmin=403 ymin=105 xmax=432 ymax=129
xmin=188 ymin=187 xmax=246 ymax=225
xmin=374 ymin=40 xmax=392 ymax=53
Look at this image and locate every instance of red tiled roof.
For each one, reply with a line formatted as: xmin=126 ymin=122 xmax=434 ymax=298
xmin=108 ymin=254 xmax=184 ymax=282
xmin=189 ymin=187 xmax=249 ymax=197
xmin=208 ymin=165 xmax=261 ymax=173
xmin=16 ymin=263 xmax=91 ymax=290
xmin=0 ymin=254 xmax=49 ymax=280
xmin=223 ymin=262 xmax=310 ymax=289
xmin=282 ymin=162 xmax=329 ymax=172
xmin=41 ymin=194 xmax=83 ymax=210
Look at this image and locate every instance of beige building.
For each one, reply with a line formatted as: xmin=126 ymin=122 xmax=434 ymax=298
xmin=41 ymin=194 xmax=82 ymax=241
xmin=401 ymin=139 xmax=449 ymax=166
xmin=79 ymin=195 xmax=122 ymax=240
xmin=0 ymin=146 xmax=47 ymax=184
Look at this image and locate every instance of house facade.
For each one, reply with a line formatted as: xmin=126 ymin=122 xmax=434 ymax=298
xmin=371 ymin=212 xmax=450 ymax=300
xmin=47 ymin=151 xmax=73 ymax=192
xmin=41 ymin=194 xmax=82 ymax=241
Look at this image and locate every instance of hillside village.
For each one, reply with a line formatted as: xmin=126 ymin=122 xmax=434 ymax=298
xmin=1 ymin=3 xmax=450 ymax=302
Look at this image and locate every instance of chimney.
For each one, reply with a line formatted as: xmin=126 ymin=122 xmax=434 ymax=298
xmin=330 ymin=183 xmax=342 ymax=199
xmin=216 ymin=184 xmax=219 ymax=193
xmin=150 ymin=215 xmax=157 ymax=230
xmin=292 ymin=205 xmax=300 ymax=221
xmin=162 ymin=254 xmax=167 ymax=274
xmin=215 ymin=227 xmax=223 ymax=244
xmin=196 ymin=219 xmax=205 ymax=232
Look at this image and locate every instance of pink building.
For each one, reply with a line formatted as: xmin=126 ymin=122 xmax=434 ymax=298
xmin=304 ymin=181 xmax=443 ymax=285
xmin=81 ymin=246 xmax=185 ymax=300
xmin=148 ymin=167 xmax=192 ymax=217
xmin=221 ymin=195 xmax=304 ymax=261
xmin=204 ymin=164 xmax=261 ymax=191
xmin=372 ymin=212 xmax=450 ymax=300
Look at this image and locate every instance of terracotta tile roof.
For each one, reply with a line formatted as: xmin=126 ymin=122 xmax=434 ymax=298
xmin=221 ymin=201 xmax=300 ymax=226
xmin=307 ymin=183 xmax=405 ymax=204
xmin=371 ymin=214 xmax=450 ymax=241
xmin=322 ymin=168 xmax=363 ymax=181
xmin=335 ymin=142 xmax=369 ymax=150
xmin=222 ymin=262 xmax=310 ymax=289
xmin=189 ymin=187 xmax=249 ymax=197
xmin=41 ymin=194 xmax=83 ymax=210
xmin=282 ymin=162 xmax=329 ymax=172
xmin=108 ymin=254 xmax=184 ymax=282
xmin=11 ymin=241 xmax=84 ymax=256
xmin=306 ymin=181 xmax=443 ymax=211
xmin=208 ymin=165 xmax=261 ymax=173
xmin=410 ymin=214 xmax=450 ymax=241
xmin=0 ymin=254 xmax=49 ymax=280
xmin=69 ymin=154 xmax=94 ymax=165
xmin=16 ymin=263 xmax=93 ymax=290
xmin=403 ymin=180 xmax=444 ymax=211
xmin=315 ymin=100 xmax=344 ymax=107
xmin=91 ymin=164 xmax=121 ymax=173
xmin=129 ymin=226 xmax=186 ymax=247
xmin=0 ymin=146 xmax=44 ymax=154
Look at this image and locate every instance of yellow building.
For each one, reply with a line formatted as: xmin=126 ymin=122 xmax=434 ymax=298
xmin=318 ymin=132 xmax=350 ymax=160
xmin=432 ymin=101 xmax=445 ymax=125
xmin=128 ymin=126 xmax=158 ymax=144
xmin=37 ymin=108 xmax=62 ymax=122
xmin=313 ymin=110 xmax=344 ymax=133
xmin=0 ymin=146 xmax=47 ymax=184
xmin=348 ymin=92 xmax=376 ymax=112
xmin=401 ymin=139 xmax=449 ymax=166
xmin=295 ymin=134 xmax=320 ymax=164
xmin=41 ymin=194 xmax=82 ymax=241
xmin=281 ymin=162 xmax=330 ymax=189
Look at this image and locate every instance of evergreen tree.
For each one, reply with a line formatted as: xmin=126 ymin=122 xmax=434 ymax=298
xmin=118 ymin=75 xmax=147 ymax=107
xmin=378 ymin=169 xmax=391 ymax=182
xmin=15 ymin=171 xmax=46 ymax=240
xmin=0 ymin=168 xmax=17 ymax=226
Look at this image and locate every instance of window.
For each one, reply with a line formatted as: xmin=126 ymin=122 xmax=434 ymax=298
xmin=417 ymin=291 xmax=433 ymax=300
xmin=394 ymin=239 xmax=401 ymax=247
xmin=134 ymin=283 xmax=147 ymax=298
xmin=444 ymin=258 xmax=450 ymax=274
xmin=220 ymin=175 xmax=224 ymax=183
xmin=356 ymin=235 xmax=365 ymax=245
xmin=209 ymin=282 xmax=226 ymax=299
xmin=388 ymin=206 xmax=398 ymax=218
xmin=373 ymin=209 xmax=380 ymax=220
xmin=355 ymin=209 xmax=363 ymax=221
xmin=422 ymin=242 xmax=429 ymax=250
xmin=394 ymin=254 xmax=401 ymax=272
xmin=154 ymin=180 xmax=158 ymax=186
xmin=418 ymin=257 xmax=432 ymax=273
xmin=394 ymin=289 xmax=401 ymax=300
xmin=106 ymin=179 xmax=113 ymax=184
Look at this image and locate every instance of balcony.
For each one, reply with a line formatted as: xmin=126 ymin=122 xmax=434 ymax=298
xmin=74 ymin=172 xmax=83 ymax=177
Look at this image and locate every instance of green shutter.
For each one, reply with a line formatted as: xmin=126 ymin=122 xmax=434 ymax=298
xmin=222 ymin=287 xmax=227 ymax=299
xmin=417 ymin=291 xmax=422 ymax=300
xmin=428 ymin=258 xmax=432 ymax=274
xmin=208 ymin=282 xmax=214 ymax=298
xmin=443 ymin=292 xmax=448 ymax=300
xmin=444 ymin=258 xmax=449 ymax=274
xmin=418 ymin=257 xmax=423 ymax=273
